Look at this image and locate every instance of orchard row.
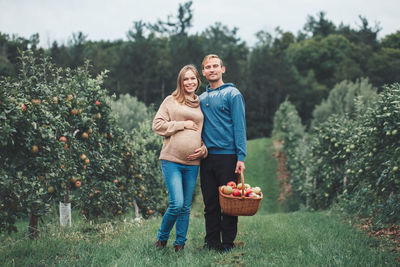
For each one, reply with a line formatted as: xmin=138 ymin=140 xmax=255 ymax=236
xmin=272 ymin=82 xmax=400 ymax=228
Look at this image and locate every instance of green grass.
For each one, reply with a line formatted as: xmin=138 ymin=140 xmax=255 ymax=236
xmin=1 ymin=138 xmax=398 ymax=266
xmin=244 ymin=138 xmax=281 ymax=214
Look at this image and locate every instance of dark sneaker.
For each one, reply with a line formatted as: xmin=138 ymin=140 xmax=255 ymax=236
xmin=155 ymin=239 xmax=167 ymax=249
xmin=220 ymin=243 xmax=235 ymax=253
xmin=174 ymin=245 xmax=185 ymax=252
xmin=203 ymin=242 xmax=221 ymax=251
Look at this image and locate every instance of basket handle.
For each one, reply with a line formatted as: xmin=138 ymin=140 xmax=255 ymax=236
xmin=236 ymin=172 xmax=246 ymax=199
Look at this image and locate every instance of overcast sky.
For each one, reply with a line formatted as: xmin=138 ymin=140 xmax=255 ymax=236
xmin=1 ymin=0 xmax=399 ymax=48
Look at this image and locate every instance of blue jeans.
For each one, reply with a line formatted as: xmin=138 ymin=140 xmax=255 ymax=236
xmin=157 ymin=160 xmax=199 ymax=246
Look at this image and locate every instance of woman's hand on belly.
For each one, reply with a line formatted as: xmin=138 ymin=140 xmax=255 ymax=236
xmin=184 ymin=120 xmax=198 ymax=131
xmin=187 ymin=147 xmax=205 ymax=161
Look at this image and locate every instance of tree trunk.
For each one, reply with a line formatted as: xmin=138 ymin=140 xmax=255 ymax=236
xmin=134 ymin=200 xmax=140 ymax=219
xmin=29 ymin=213 xmax=39 ymax=239
xmin=64 ymin=186 xmax=70 ymax=203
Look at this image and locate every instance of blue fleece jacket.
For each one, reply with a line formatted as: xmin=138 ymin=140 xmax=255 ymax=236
xmin=199 ymin=83 xmax=247 ymax=162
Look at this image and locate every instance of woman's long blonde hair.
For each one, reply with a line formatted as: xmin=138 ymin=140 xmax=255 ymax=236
xmin=172 ymin=64 xmax=201 ymax=104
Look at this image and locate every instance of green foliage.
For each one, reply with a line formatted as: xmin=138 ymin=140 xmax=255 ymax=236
xmin=342 ymin=83 xmax=400 ymax=227
xmin=244 ymin=30 xmax=298 ymax=138
xmin=286 ymin=34 xmax=355 ymax=88
xmin=273 ymin=82 xmax=400 ymax=227
xmin=306 ymin=115 xmax=358 ymax=209
xmin=312 ymin=78 xmax=377 ymax=126
xmin=127 ymin=122 xmax=167 ymax=216
xmin=272 ymin=100 xmax=305 ymax=143
xmin=381 ymin=30 xmax=400 ymax=49
xmin=2 ymin=6 xmax=400 ymax=137
xmin=272 ymin=100 xmax=306 ymax=208
xmin=0 ymin=55 xmax=14 ymax=77
xmin=109 ymin=93 xmax=153 ymax=133
xmin=303 ymin=11 xmax=337 ymax=37
xmin=1 ymin=139 xmax=397 ymax=266
xmin=0 ymin=51 xmax=165 ymax=234
xmin=366 ymin=47 xmax=400 ymax=86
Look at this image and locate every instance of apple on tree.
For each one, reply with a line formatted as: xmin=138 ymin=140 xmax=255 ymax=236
xmin=31 ymin=99 xmax=41 ymax=105
xmin=31 ymin=145 xmax=39 ymax=154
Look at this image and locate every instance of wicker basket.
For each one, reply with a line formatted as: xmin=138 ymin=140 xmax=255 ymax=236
xmin=218 ymin=173 xmax=263 ymax=216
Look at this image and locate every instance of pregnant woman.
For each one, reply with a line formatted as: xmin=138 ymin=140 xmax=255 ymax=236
xmin=152 ymin=64 xmax=208 ymax=252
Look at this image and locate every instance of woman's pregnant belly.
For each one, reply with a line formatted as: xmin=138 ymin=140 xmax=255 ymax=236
xmin=169 ymin=129 xmax=201 ymax=158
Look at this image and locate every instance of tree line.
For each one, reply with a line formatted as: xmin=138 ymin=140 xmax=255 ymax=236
xmin=1 ymin=1 xmax=399 ymax=138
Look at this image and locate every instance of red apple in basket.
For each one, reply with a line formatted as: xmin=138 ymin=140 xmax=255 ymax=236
xmin=221 ymin=185 xmax=233 ymax=195
xmin=227 ymin=181 xmax=236 ymax=189
xmin=245 ymin=188 xmax=253 ymax=197
xmin=232 ymin=189 xmax=241 ymax=197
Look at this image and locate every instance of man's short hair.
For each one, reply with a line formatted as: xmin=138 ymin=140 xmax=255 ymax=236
xmin=201 ymin=54 xmax=224 ymax=69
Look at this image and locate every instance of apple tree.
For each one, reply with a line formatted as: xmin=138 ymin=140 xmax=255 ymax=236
xmin=0 ymin=50 xmax=167 ymax=236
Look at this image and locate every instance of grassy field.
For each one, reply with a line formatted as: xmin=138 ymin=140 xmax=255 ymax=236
xmin=1 ymin=138 xmax=398 ymax=266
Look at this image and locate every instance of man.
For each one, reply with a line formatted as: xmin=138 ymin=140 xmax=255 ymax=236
xmin=199 ymin=54 xmax=247 ymax=253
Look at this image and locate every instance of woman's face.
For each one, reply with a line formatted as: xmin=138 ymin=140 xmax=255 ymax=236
xmin=183 ymin=70 xmax=198 ymax=95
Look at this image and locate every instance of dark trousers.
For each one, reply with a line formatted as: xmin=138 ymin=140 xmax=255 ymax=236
xmin=200 ymin=154 xmax=238 ymax=247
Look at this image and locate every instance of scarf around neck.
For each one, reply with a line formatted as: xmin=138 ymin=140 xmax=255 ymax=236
xmin=184 ymin=94 xmax=200 ymax=108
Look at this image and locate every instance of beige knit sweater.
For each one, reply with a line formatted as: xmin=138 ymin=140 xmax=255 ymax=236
xmin=152 ymin=95 xmax=207 ymax=165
